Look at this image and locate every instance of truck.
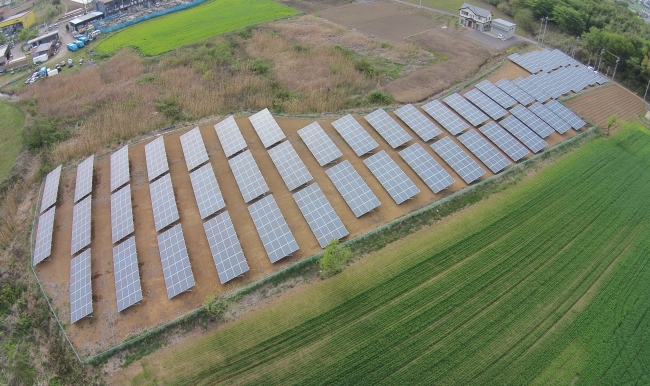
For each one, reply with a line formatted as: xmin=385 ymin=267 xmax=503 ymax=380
xmin=77 ymin=35 xmax=88 ymax=43
xmin=47 ymin=69 xmax=58 ymax=77
xmin=38 ymin=67 xmax=48 ymax=77
xmin=74 ymin=40 xmax=84 ymax=48
xmin=67 ymin=43 xmax=78 ymax=52
xmin=32 ymin=54 xmax=48 ymax=65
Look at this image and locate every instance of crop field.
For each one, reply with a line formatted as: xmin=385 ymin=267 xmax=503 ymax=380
xmin=95 ymin=0 xmax=299 ymax=55
xmin=123 ymin=122 xmax=650 ymax=385
xmin=0 ymin=102 xmax=24 ymax=182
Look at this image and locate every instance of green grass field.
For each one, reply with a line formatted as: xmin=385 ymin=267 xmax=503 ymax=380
xmin=95 ymin=0 xmax=299 ymax=55
xmin=130 ymin=122 xmax=650 ymax=385
xmin=0 ymin=102 xmax=24 ymax=182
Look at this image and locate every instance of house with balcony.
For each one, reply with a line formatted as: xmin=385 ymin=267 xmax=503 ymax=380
xmin=459 ymin=3 xmax=492 ymax=32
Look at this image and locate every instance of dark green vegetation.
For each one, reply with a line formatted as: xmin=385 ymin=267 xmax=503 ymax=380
xmin=136 ymin=122 xmax=650 ymax=385
xmin=0 ymin=102 xmax=24 ymax=182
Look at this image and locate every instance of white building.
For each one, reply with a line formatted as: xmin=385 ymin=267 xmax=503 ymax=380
xmin=491 ymin=18 xmax=516 ymax=39
xmin=459 ymin=3 xmax=492 ymax=32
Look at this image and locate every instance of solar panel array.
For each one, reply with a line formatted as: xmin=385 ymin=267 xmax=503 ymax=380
xmin=249 ymin=108 xmax=286 ymax=148
xmin=41 ymin=165 xmax=62 ymax=213
xmin=399 ymin=143 xmax=454 ymax=193
xmin=509 ymin=49 xmax=579 ymax=74
xmin=228 ymin=150 xmax=269 ymax=203
xmin=157 ymin=224 xmax=195 ymax=298
xmin=149 ymin=174 xmax=179 ymax=232
xmin=33 ymin=207 xmax=56 ymax=265
xmin=113 ymin=236 xmax=143 ymax=312
xmin=479 ymin=121 xmax=530 ymax=162
xmin=293 ymin=184 xmax=348 ymax=248
xmin=71 ymin=195 xmax=92 ymax=255
xmin=326 ymin=160 xmax=380 ymax=217
xmin=431 ymin=137 xmax=486 ymax=184
xmin=188 ymin=163 xmax=225 ymax=219
xmin=248 ymin=194 xmax=298 ymax=263
xmin=500 ymin=116 xmax=547 ymax=153
xmin=180 ymin=127 xmax=209 ymax=171
xmin=421 ymin=100 xmax=469 ymax=135
xmin=267 ymin=141 xmax=313 ymax=191
xmin=512 ymin=76 xmax=545 ymax=102
xmin=110 ymin=145 xmax=130 ymax=192
xmin=458 ymin=129 xmax=511 ymax=173
xmin=297 ymin=122 xmax=343 ymax=166
xmin=443 ymin=93 xmax=489 ymax=126
xmin=475 ymin=80 xmax=517 ymax=109
xmin=203 ymin=211 xmax=249 ymax=284
xmin=144 ymin=136 xmax=169 ymax=181
xmin=364 ymin=108 xmax=412 ymax=148
xmin=528 ymin=102 xmax=572 ymax=134
xmin=394 ymin=103 xmax=442 ymax=142
xmin=510 ymin=105 xmax=555 ymax=138
xmin=70 ymin=250 xmax=92 ymax=323
xmin=214 ymin=116 xmax=247 ymax=158
xmin=495 ymin=78 xmax=535 ymax=106
xmin=464 ymin=89 xmax=507 ymax=121
xmin=364 ymin=150 xmax=420 ymax=204
xmin=544 ymin=99 xmax=586 ymax=130
xmin=332 ymin=114 xmax=379 ymax=156
xmin=74 ymin=155 xmax=94 ymax=203
xmin=111 ymin=184 xmax=134 ymax=244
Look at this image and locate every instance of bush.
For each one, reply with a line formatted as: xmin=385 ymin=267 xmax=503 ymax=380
xmin=22 ymin=117 xmax=68 ymax=151
xmin=204 ymin=295 xmax=230 ymax=321
xmin=355 ymin=59 xmax=376 ymax=77
xmin=319 ymin=239 xmax=352 ymax=278
xmin=155 ymin=96 xmax=184 ymax=122
xmin=497 ymin=1 xmax=513 ymax=16
xmin=514 ymin=9 xmax=537 ymax=34
xmin=367 ymin=91 xmax=393 ymax=105
xmin=250 ymin=59 xmax=271 ymax=75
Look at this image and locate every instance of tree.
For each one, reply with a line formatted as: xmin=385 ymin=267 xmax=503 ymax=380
xmin=319 ymin=239 xmax=352 ymax=278
xmin=52 ymin=0 xmax=60 ymax=5
xmin=532 ymin=0 xmax=555 ymax=18
xmin=552 ymin=5 xmax=586 ymax=35
xmin=0 ymin=34 xmax=5 ymax=45
xmin=514 ymin=8 xmax=537 ymax=34
xmin=606 ymin=114 xmax=618 ymax=136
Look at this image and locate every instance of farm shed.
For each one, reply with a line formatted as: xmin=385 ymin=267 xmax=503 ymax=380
xmin=459 ymin=3 xmax=491 ymax=32
xmin=491 ymin=18 xmax=516 ymax=39
xmin=69 ymin=11 xmax=104 ymax=31
xmin=30 ymin=42 xmax=52 ymax=59
xmin=28 ymin=31 xmax=60 ymax=48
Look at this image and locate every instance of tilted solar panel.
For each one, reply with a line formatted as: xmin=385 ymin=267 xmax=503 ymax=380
xmin=110 ymin=184 xmax=134 ymax=244
xmin=421 ymin=100 xmax=469 ymax=135
xmin=394 ymin=103 xmax=443 ymax=142
xmin=189 ymin=163 xmax=225 ymax=219
xmin=500 ymin=116 xmax=547 ymax=153
xmin=528 ymin=102 xmax=572 ymax=134
xmin=457 ymin=129 xmax=511 ymax=173
xmin=544 ymin=100 xmax=586 ymax=130
xmin=249 ymin=108 xmax=286 ymax=149
xmin=179 ymin=127 xmax=209 ymax=171
xmin=510 ymin=105 xmax=555 ymax=138
xmin=267 ymin=140 xmax=313 ymax=191
xmin=41 ymin=165 xmax=62 ymax=213
xmin=228 ymin=150 xmax=269 ymax=203
xmin=464 ymin=89 xmax=507 ymax=121
xmin=144 ymin=136 xmax=169 ymax=181
xmin=326 ymin=160 xmax=380 ymax=218
xmin=203 ymin=211 xmax=249 ymax=284
xmin=398 ymin=143 xmax=455 ymax=193
xmin=33 ymin=207 xmax=56 ymax=266
xmin=157 ymin=224 xmax=196 ymax=299
xmin=110 ymin=145 xmax=130 ymax=192
xmin=494 ymin=78 xmax=535 ymax=106
xmin=214 ymin=116 xmax=247 ymax=158
xmin=443 ymin=93 xmax=489 ymax=126
xmin=293 ymin=183 xmax=349 ymax=249
xmin=331 ymin=114 xmax=379 ymax=156
xmin=113 ymin=236 xmax=143 ymax=312
xmin=248 ymin=194 xmax=299 ymax=263
xmin=364 ymin=150 xmax=420 ymax=204
xmin=475 ymin=80 xmax=517 ymax=109
xmin=71 ymin=195 xmax=92 ymax=255
xmin=74 ymin=155 xmax=94 ymax=203
xmin=431 ymin=136 xmax=486 ymax=184
xmin=364 ymin=108 xmax=412 ymax=148
xmin=149 ymin=173 xmax=179 ymax=232
xmin=479 ymin=121 xmax=530 ymax=162
xmin=297 ymin=122 xmax=343 ymax=166
xmin=70 ymin=249 xmax=92 ymax=323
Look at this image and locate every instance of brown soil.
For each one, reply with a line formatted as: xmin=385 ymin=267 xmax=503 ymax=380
xmin=564 ymin=83 xmax=647 ymax=129
xmin=33 ymin=106 xmax=579 ymax=357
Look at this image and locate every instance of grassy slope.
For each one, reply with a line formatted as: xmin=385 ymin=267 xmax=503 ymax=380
xmin=129 ymin=122 xmax=650 ymax=385
xmin=95 ymin=0 xmax=299 ymax=55
xmin=0 ymin=102 xmax=24 ymax=182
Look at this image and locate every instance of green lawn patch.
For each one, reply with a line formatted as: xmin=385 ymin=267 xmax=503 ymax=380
xmin=0 ymin=102 xmax=24 ymax=182
xmin=95 ymin=0 xmax=299 ymax=55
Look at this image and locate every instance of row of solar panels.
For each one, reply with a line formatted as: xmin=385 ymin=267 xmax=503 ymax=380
xmin=508 ymin=48 xmax=579 ymax=74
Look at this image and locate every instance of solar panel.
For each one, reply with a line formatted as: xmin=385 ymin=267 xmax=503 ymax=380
xmin=528 ymin=102 xmax=572 ymax=134
xmin=398 ymin=143 xmax=455 ymax=193
xmin=203 ymin=211 xmax=249 ymax=284
xmin=157 ymin=224 xmax=195 ymax=299
xmin=475 ymin=80 xmax=517 ymax=109
xmin=394 ymin=104 xmax=443 ymax=142
xmin=110 ymin=184 xmax=134 ymax=244
xmin=228 ymin=150 xmax=269 ymax=203
xmin=364 ymin=108 xmax=412 ymax=148
xmin=247 ymin=194 xmax=299 ymax=263
xmin=464 ymin=89 xmax=507 ymax=121
xmin=144 ymin=136 xmax=169 ymax=181
xmin=479 ymin=121 xmax=530 ymax=162
xmin=71 ymin=195 xmax=92 ymax=255
xmin=500 ymin=116 xmax=547 ymax=153
xmin=364 ymin=150 xmax=420 ymax=204
xmin=40 ymin=165 xmax=61 ymax=213
xmin=32 ymin=207 xmax=56 ymax=266
xmin=544 ymin=100 xmax=586 ymax=130
xmin=189 ymin=163 xmax=225 ymax=219
xmin=325 ymin=160 xmax=380 ymax=218
xmin=293 ymin=183 xmax=349 ymax=248
xmin=331 ymin=114 xmax=379 ymax=156
xmin=179 ymin=127 xmax=209 ymax=171
xmin=510 ymin=105 xmax=555 ymax=138
xmin=70 ymin=249 xmax=92 ymax=323
xmin=297 ymin=122 xmax=343 ymax=166
xmin=494 ymin=78 xmax=535 ymax=106
xmin=214 ymin=116 xmax=247 ymax=158
xmin=443 ymin=93 xmax=489 ymax=126
xmin=74 ymin=155 xmax=94 ymax=203
xmin=458 ymin=129 xmax=511 ymax=173
xmin=110 ymin=145 xmax=130 ymax=192
xmin=249 ymin=108 xmax=286 ymax=148
xmin=267 ymin=141 xmax=313 ymax=191
xmin=421 ymin=100 xmax=469 ymax=135
xmin=113 ymin=236 xmax=143 ymax=312
xmin=149 ymin=173 xmax=179 ymax=232
xmin=431 ymin=137 xmax=486 ymax=184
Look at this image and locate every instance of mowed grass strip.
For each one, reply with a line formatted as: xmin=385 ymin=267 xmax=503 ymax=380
xmin=95 ymin=0 xmax=299 ymax=55
xmin=129 ymin=122 xmax=650 ymax=385
xmin=0 ymin=102 xmax=24 ymax=182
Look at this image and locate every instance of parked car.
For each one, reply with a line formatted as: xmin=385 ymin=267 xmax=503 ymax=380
xmin=67 ymin=58 xmax=73 ymax=67
xmin=497 ymin=34 xmax=505 ymax=40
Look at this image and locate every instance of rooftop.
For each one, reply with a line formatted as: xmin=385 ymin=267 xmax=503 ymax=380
xmin=2 ymin=10 xmax=28 ymax=21
xmin=493 ymin=18 xmax=516 ymax=27
xmin=69 ymin=11 xmax=103 ymax=25
xmin=460 ymin=3 xmax=492 ymax=18
xmin=28 ymin=30 xmax=59 ymax=45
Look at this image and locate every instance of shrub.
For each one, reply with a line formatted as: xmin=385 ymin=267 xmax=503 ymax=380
xmin=514 ymin=9 xmax=537 ymax=34
xmin=204 ymin=295 xmax=230 ymax=321
xmin=355 ymin=59 xmax=376 ymax=77
xmin=250 ymin=59 xmax=271 ymax=75
xmin=293 ymin=44 xmax=309 ymax=52
xmin=367 ymin=91 xmax=393 ymax=105
xmin=320 ymin=239 xmax=352 ymax=278
xmin=22 ymin=117 xmax=68 ymax=151
xmin=498 ymin=1 xmax=513 ymax=16
xmin=136 ymin=74 xmax=156 ymax=84
xmin=155 ymin=96 xmax=184 ymax=122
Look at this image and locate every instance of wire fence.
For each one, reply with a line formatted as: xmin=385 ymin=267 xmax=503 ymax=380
xmin=98 ymin=0 xmax=207 ymax=34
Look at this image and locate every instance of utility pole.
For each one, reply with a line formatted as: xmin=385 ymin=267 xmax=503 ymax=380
xmin=612 ymin=56 xmax=620 ymax=81
xmin=572 ymin=36 xmax=580 ymax=58
xmin=597 ymin=48 xmax=605 ymax=72
xmin=644 ymin=79 xmax=650 ymax=101
xmin=541 ymin=17 xmax=549 ymax=45
xmin=538 ymin=18 xmax=544 ymax=44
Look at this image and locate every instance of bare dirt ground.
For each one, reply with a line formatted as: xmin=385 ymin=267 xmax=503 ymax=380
xmin=564 ymin=84 xmax=647 ymax=129
xmin=34 ymin=101 xmax=580 ymax=358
